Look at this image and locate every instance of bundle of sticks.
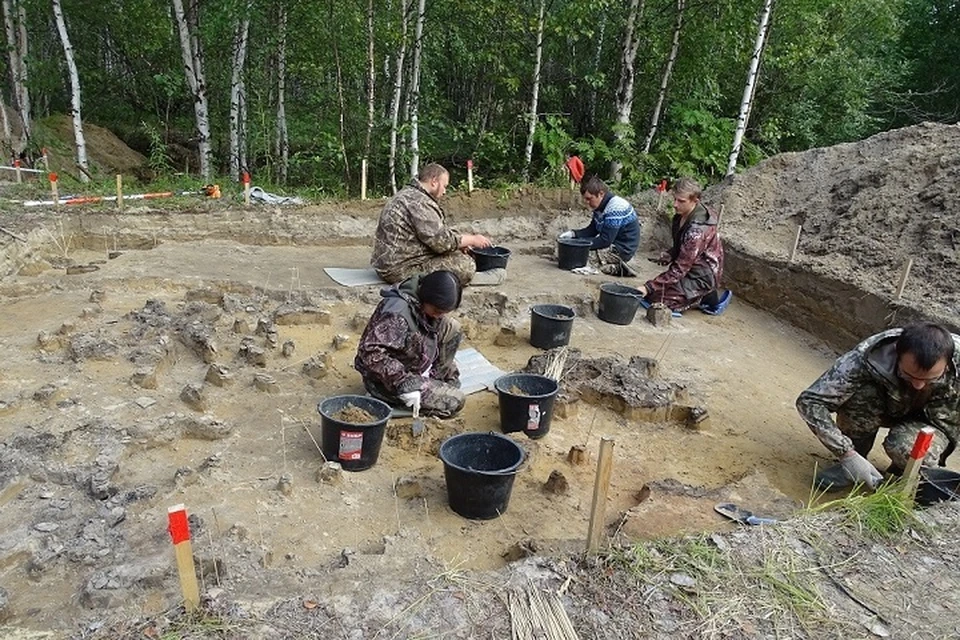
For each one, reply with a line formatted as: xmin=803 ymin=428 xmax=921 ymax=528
xmin=543 ymin=346 xmax=568 ymax=382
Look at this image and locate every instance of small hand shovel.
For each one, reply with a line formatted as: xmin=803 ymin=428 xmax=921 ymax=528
xmin=412 ymin=407 xmax=425 ymax=437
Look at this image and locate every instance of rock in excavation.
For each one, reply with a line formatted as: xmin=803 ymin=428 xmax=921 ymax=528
xmin=253 ymin=373 xmax=279 ymax=393
xmin=277 ymin=474 xmax=294 ymax=496
xmin=542 ymin=470 xmax=569 ymax=495
xmin=281 ymin=340 xmax=296 ymax=358
xmin=180 ymin=384 xmax=209 ymax=412
xmin=316 ymin=462 xmax=343 ymax=485
xmin=302 ymin=355 xmax=329 ymax=380
xmin=205 ymin=364 xmax=234 ymax=387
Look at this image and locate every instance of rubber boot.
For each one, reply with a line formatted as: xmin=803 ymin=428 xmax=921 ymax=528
xmin=471 ymin=268 xmax=506 ymax=286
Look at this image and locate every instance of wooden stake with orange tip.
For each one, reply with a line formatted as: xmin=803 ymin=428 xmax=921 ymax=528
xmin=243 ymin=171 xmax=251 ymax=206
xmin=168 ymin=504 xmax=201 ymax=611
xmin=586 ymin=437 xmax=615 ymax=553
xmin=902 ymin=426 xmax=935 ymax=505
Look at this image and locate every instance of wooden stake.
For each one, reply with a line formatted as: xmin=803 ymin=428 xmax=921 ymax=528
xmin=903 ymin=427 xmax=935 ymax=505
xmin=116 ymin=174 xmax=123 ymax=210
xmin=14 ymin=158 xmax=21 ymax=183
xmin=586 ymin=437 xmax=615 ymax=553
xmin=49 ymin=173 xmax=59 ymax=208
xmin=896 ymin=258 xmax=914 ymax=300
xmin=242 ymin=171 xmax=251 ymax=206
xmin=361 ymin=158 xmax=368 ymax=201
xmin=789 ymin=224 xmax=802 ymax=262
xmin=41 ymin=148 xmax=49 ymax=172
xmin=466 ymin=159 xmax=474 ymax=194
xmin=168 ymin=504 xmax=200 ymax=611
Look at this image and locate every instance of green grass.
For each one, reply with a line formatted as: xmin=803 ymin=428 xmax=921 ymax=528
xmin=807 ymin=478 xmax=919 ymax=538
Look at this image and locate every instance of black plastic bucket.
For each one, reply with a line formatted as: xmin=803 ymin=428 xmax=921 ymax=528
xmin=439 ymin=432 xmax=524 ymax=519
xmin=472 ymin=246 xmax=511 ymax=272
xmin=557 ymin=238 xmax=592 ymax=270
xmin=597 ymin=282 xmax=643 ymax=325
xmin=317 ymin=395 xmax=391 ymax=471
xmin=530 ymin=304 xmax=575 ymax=349
xmin=494 ymin=373 xmax=559 ymax=439
xmin=916 ymin=467 xmax=960 ymax=506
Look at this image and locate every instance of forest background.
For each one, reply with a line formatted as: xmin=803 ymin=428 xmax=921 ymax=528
xmin=0 ymin=0 xmax=957 ymax=198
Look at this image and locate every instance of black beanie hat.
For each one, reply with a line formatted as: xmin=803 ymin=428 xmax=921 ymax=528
xmin=417 ymin=270 xmax=462 ymax=312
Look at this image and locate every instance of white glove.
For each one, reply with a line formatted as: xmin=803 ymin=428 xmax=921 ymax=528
xmin=840 ymin=452 xmax=883 ymax=488
xmin=558 ymin=230 xmax=575 ymax=239
xmin=398 ymin=391 xmax=422 ymax=416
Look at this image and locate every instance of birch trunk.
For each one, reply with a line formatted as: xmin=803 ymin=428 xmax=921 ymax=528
xmin=388 ymin=0 xmax=411 ymax=193
xmin=171 ymin=0 xmax=212 ymax=179
xmin=229 ymin=10 xmax=251 ymax=182
xmin=275 ymin=3 xmax=289 ymax=183
xmin=0 ymin=90 xmax=11 ymax=158
xmin=2 ymin=0 xmax=30 ymax=147
xmin=726 ymin=0 xmax=774 ymax=177
xmin=610 ymin=0 xmax=645 ymax=181
xmin=329 ymin=0 xmax=351 ymax=186
xmin=587 ymin=16 xmax=605 ymax=129
xmin=642 ymin=0 xmax=684 ymax=154
xmin=408 ymin=0 xmax=426 ymax=180
xmin=521 ymin=0 xmax=546 ymax=183
xmin=52 ymin=0 xmax=88 ymax=181
xmin=364 ymin=0 xmax=376 ymax=164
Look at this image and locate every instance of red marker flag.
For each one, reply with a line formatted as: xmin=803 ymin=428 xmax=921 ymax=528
xmin=909 ymin=427 xmax=935 ymax=461
xmin=167 ymin=504 xmax=190 ymax=544
xmin=466 ymin=159 xmax=473 ymax=170
xmin=49 ymin=173 xmax=58 ymax=183
xmin=242 ymin=171 xmax=250 ymax=185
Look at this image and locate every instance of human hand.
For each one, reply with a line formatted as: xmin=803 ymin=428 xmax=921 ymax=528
xmin=657 ymin=251 xmax=671 ymax=265
xmin=638 ymin=285 xmax=648 ymax=297
xmin=398 ymin=391 xmax=422 ymax=417
xmin=558 ymin=230 xmax=575 ymax=239
xmin=460 ymin=234 xmax=492 ymax=250
xmin=839 ymin=452 xmax=883 ymax=488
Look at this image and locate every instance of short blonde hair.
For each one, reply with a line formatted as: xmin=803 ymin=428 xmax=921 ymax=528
xmin=672 ymin=177 xmax=701 ymax=200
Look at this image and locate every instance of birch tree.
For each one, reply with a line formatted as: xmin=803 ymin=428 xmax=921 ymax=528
xmin=726 ymin=0 xmax=774 ymax=177
xmin=521 ymin=0 xmax=546 ymax=183
xmin=171 ymin=0 xmax=212 ymax=179
xmin=228 ymin=5 xmax=251 ymax=182
xmin=0 ymin=88 xmax=12 ymax=159
xmin=275 ymin=2 xmax=288 ymax=183
xmin=610 ymin=0 xmax=645 ymax=181
xmin=363 ymin=0 xmax=376 ymax=177
xmin=388 ymin=0 xmax=411 ymax=193
xmin=52 ymin=0 xmax=88 ymax=181
xmin=408 ymin=0 xmax=426 ymax=180
xmin=642 ymin=0 xmax=684 ymax=154
xmin=329 ymin=0 xmax=351 ymax=186
xmin=2 ymin=0 xmax=30 ymax=149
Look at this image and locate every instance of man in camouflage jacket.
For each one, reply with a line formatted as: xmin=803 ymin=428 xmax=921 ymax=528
xmin=355 ymin=271 xmax=466 ymax=418
xmin=796 ymin=323 xmax=960 ymax=489
xmin=371 ymin=163 xmax=494 ymax=286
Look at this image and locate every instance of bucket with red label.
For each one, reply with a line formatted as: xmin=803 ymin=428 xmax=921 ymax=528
xmin=317 ymin=395 xmax=391 ymax=471
xmin=493 ymin=373 xmax=559 ymax=440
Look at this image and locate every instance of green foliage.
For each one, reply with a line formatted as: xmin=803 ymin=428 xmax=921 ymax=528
xmin=650 ymin=103 xmax=738 ymax=182
xmin=141 ymin=121 xmax=172 ymax=175
xmin=808 ymin=479 xmax=919 ymax=538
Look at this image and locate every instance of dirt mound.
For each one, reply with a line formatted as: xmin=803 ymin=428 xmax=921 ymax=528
xmin=40 ymin=115 xmax=146 ymax=176
xmin=715 ymin=122 xmax=960 ymax=317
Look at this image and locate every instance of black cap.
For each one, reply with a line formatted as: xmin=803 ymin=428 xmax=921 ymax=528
xmin=417 ymin=270 xmax=462 ymax=312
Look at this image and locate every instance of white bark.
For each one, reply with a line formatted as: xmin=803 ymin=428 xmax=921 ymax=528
xmin=0 ymin=90 xmax=11 ymax=157
xmin=388 ymin=0 xmax=411 ymax=193
xmin=229 ymin=9 xmax=251 ymax=182
xmin=642 ymin=0 xmax=684 ymax=154
xmin=52 ymin=0 xmax=88 ymax=182
xmin=610 ymin=0 xmax=645 ymax=181
xmin=408 ymin=0 xmax=426 ymax=180
xmin=364 ymin=0 xmax=376 ymax=162
xmin=330 ymin=0 xmax=351 ymax=185
xmin=171 ymin=0 xmax=212 ymax=179
xmin=275 ymin=3 xmax=288 ymax=183
xmin=521 ymin=0 xmax=546 ymax=183
xmin=2 ymin=0 xmax=30 ymax=147
xmin=726 ymin=0 xmax=774 ymax=177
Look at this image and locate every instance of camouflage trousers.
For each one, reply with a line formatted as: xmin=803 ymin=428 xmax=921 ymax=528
xmin=838 ymin=413 xmax=953 ymax=469
xmin=365 ymin=316 xmax=466 ymax=419
xmin=592 ymin=247 xmax=639 ymax=278
xmin=377 ymin=251 xmax=477 ymax=287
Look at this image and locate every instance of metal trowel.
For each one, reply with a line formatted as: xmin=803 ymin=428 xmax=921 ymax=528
xmin=412 ymin=406 xmax=425 ymax=437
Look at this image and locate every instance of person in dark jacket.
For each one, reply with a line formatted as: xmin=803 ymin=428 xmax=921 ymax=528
xmin=558 ymin=176 xmax=641 ymax=276
xmin=797 ymin=324 xmax=960 ymax=490
xmin=354 ymin=270 xmax=466 ymax=418
xmin=640 ymin=177 xmax=729 ymax=313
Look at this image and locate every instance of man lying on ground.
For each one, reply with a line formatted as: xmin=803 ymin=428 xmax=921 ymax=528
xmin=797 ymin=323 xmax=960 ymax=490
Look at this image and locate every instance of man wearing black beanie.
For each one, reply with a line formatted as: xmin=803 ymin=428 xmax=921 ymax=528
xmin=355 ymin=270 xmax=466 ymax=418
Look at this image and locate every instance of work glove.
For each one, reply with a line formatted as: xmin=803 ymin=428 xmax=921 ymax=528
xmin=398 ymin=391 xmax=422 ymax=417
xmin=558 ymin=230 xmax=575 ymax=239
xmin=839 ymin=452 xmax=883 ymax=488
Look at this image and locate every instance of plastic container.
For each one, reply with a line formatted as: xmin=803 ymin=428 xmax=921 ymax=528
xmin=439 ymin=432 xmax=525 ymax=519
xmin=472 ymin=246 xmax=511 ymax=272
xmin=916 ymin=467 xmax=960 ymax=506
xmin=557 ymin=238 xmax=592 ymax=270
xmin=317 ymin=395 xmax=391 ymax=471
xmin=530 ymin=304 xmax=575 ymax=349
xmin=494 ymin=373 xmax=559 ymax=439
xmin=597 ymin=282 xmax=643 ymax=325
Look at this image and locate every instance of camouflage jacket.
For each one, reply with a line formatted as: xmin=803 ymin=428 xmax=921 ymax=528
xmin=371 ymin=181 xmax=460 ymax=280
xmin=646 ymin=202 xmax=723 ymax=299
xmin=354 ymin=277 xmax=455 ymax=395
xmin=796 ymin=328 xmax=960 ymax=457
